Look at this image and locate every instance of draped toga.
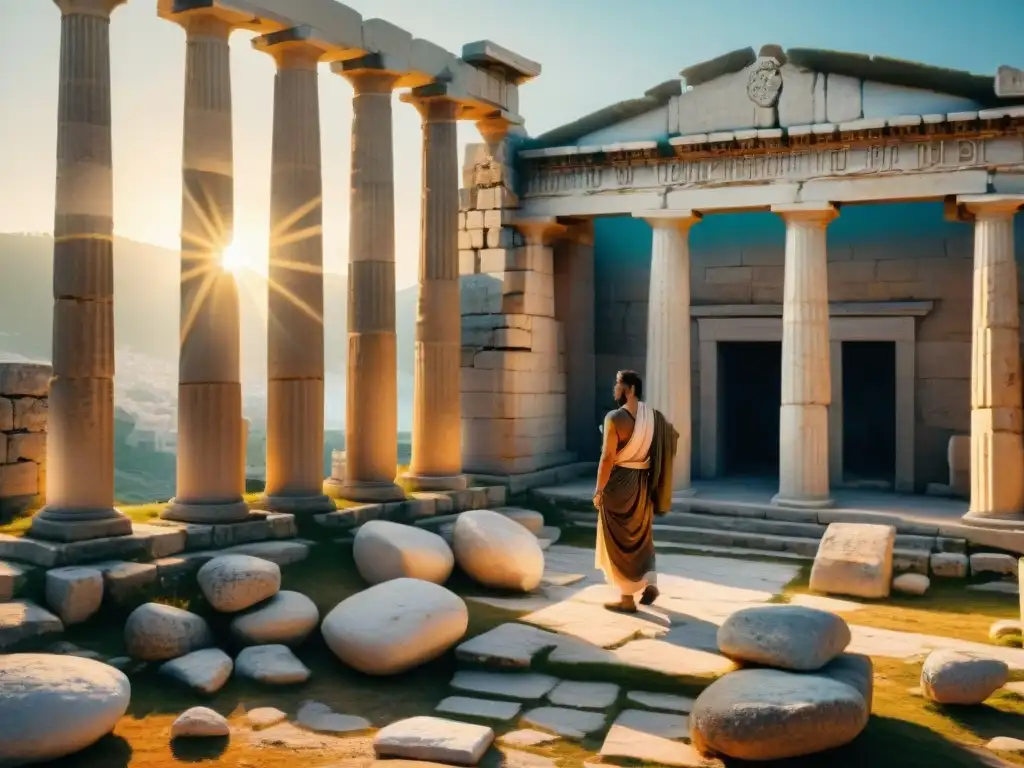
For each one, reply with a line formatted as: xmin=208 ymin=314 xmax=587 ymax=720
xmin=595 ymin=401 xmax=679 ymax=595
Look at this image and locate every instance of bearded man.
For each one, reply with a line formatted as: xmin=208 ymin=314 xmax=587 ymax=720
xmin=592 ymin=370 xmax=678 ymax=613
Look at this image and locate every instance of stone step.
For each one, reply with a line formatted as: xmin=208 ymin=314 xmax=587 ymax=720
xmin=650 ymin=510 xmax=826 ymax=540
xmin=653 ymin=541 xmax=814 ymax=562
xmin=574 ymin=520 xmax=822 ymax=558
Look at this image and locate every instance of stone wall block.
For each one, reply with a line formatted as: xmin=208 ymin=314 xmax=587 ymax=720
xmin=7 ymin=433 xmax=46 ymax=464
xmin=13 ymin=398 xmax=48 ymax=433
xmin=0 ymin=365 xmax=51 ymax=397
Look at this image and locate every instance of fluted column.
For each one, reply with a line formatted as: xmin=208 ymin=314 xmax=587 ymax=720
xmin=401 ymin=94 xmax=466 ymax=491
xmin=771 ymin=203 xmax=838 ymax=508
xmin=635 ymin=210 xmax=701 ymax=495
xmin=162 ymin=14 xmax=248 ymax=523
xmin=31 ymin=0 xmax=131 ymax=542
xmin=324 ymin=58 xmax=404 ymax=502
xmin=253 ymin=38 xmax=333 ymax=513
xmin=961 ymin=195 xmax=1024 ymax=521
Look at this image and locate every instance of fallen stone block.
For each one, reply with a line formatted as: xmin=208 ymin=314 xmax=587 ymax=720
xmin=0 ymin=600 xmax=63 ymax=649
xmin=45 ymin=566 xmax=103 ymax=625
xmin=931 ymin=552 xmax=969 ymax=578
xmin=809 ymin=522 xmax=895 ymax=599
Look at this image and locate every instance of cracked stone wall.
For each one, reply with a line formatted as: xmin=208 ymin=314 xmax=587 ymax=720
xmin=0 ymin=363 xmax=50 ymax=521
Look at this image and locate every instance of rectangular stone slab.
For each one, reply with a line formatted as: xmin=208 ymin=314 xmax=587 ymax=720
xmin=809 ymin=522 xmax=896 ymax=599
xmin=520 ymin=706 xmax=606 ymax=740
xmin=436 ymin=696 xmax=521 ymax=722
xmin=450 ymin=670 xmax=560 ymax=700
xmin=373 ymin=716 xmax=494 ymax=765
xmin=455 ymin=623 xmax=561 ymax=668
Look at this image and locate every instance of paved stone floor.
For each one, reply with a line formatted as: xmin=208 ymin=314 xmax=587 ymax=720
xmin=465 ymin=546 xmax=1024 ymax=671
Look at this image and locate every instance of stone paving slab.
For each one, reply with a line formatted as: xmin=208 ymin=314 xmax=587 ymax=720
xmin=547 ymin=680 xmax=620 ymax=709
xmin=522 ymin=598 xmax=669 ymax=647
xmin=626 ymin=691 xmax=696 ymax=713
xmin=450 ymin=670 xmax=560 ymax=700
xmin=600 ymin=723 xmax=717 ymax=767
xmin=436 ymin=695 xmax=521 ymax=722
xmin=547 ymin=635 xmax=738 ymax=684
xmin=500 ymin=729 xmax=561 ymax=748
xmin=455 ymin=623 xmax=562 ymax=668
xmin=0 ymin=599 xmax=62 ymax=649
xmin=520 ymin=706 xmax=607 ymax=740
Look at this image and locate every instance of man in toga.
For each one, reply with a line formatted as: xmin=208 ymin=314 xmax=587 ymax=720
xmin=592 ymin=370 xmax=678 ymax=613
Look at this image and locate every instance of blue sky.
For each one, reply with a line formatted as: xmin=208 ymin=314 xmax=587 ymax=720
xmin=1 ymin=0 xmax=1020 ymax=288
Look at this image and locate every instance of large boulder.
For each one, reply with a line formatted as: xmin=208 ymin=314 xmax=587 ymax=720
xmin=231 ymin=591 xmax=319 ymax=647
xmin=197 ymin=555 xmax=281 ymax=613
xmin=809 ymin=522 xmax=895 ymax=599
xmin=124 ymin=603 xmax=214 ymax=661
xmin=322 ymin=577 xmax=468 ymax=675
xmin=0 ymin=654 xmax=131 ymax=766
xmin=717 ymin=605 xmax=851 ymax=671
xmin=690 ymin=668 xmax=868 ymax=761
xmin=820 ymin=653 xmax=875 ymax=712
xmin=452 ymin=509 xmax=544 ymax=592
xmin=353 ymin=520 xmax=454 ymax=585
xmin=921 ymin=650 xmax=1009 ymax=705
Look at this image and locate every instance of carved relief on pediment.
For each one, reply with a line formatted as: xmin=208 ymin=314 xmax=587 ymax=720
xmin=747 ymin=56 xmax=783 ymax=107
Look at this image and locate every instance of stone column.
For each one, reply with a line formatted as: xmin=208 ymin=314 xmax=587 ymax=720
xmin=771 ymin=203 xmax=838 ymax=508
xmin=256 ymin=38 xmax=333 ymax=513
xmin=162 ymin=14 xmax=248 ymax=523
xmin=324 ymin=58 xmax=404 ymax=502
xmin=635 ymin=210 xmax=702 ymax=494
xmin=30 ymin=0 xmax=132 ymax=542
xmin=401 ymin=93 xmax=466 ymax=491
xmin=961 ymin=195 xmax=1024 ymax=521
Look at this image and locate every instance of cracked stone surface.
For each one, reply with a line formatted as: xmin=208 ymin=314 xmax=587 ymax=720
xmin=450 ymin=670 xmax=560 ymax=700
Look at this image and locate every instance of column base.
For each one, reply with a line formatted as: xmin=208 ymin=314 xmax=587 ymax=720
xmin=261 ymin=493 xmax=336 ymax=515
xmin=399 ymin=472 xmax=468 ymax=492
xmin=322 ymin=478 xmax=406 ymax=503
xmin=961 ymin=510 xmax=1024 ymax=528
xmin=29 ymin=507 xmax=133 ymax=542
xmin=161 ymin=498 xmax=250 ymax=524
xmin=771 ymin=493 xmax=835 ymax=510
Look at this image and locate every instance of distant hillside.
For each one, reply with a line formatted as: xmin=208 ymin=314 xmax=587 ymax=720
xmin=0 ymin=233 xmax=419 ymax=380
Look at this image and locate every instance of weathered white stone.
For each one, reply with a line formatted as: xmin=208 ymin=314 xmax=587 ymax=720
xmin=450 ymin=669 xmax=559 ymax=700
xmin=931 ymin=552 xmax=969 ymax=578
xmin=893 ymin=573 xmax=930 ymax=596
xmin=825 ymin=73 xmax=862 ymax=123
xmin=322 ymin=577 xmax=468 ymax=675
xmin=690 ymin=668 xmax=869 ymax=761
xmin=235 ymin=644 xmax=310 ymax=685
xmin=626 ymin=690 xmax=695 ymax=713
xmin=171 ymin=707 xmax=229 ymax=738
xmin=0 ymin=599 xmax=63 ymax=650
xmin=971 ymin=553 xmax=1018 ymax=577
xmin=230 ymin=590 xmax=319 ymax=647
xmin=373 ymin=715 xmax=494 ymax=764
xmin=295 ymin=701 xmax=371 ymax=734
xmin=160 ymin=648 xmax=233 ymax=695
xmin=809 ymin=523 xmax=895 ymax=599
xmin=453 ymin=509 xmax=544 ymax=592
xmin=602 ymin=721 xmax=708 ymax=767
xmin=547 ymin=680 xmax=619 ymax=710
xmin=989 ymin=619 xmax=1023 ymax=641
xmin=437 ymin=695 xmax=521 ymax=722
xmin=498 ymin=507 xmax=545 ymax=534
xmin=124 ymin=603 xmax=213 ymax=661
xmin=455 ymin=622 xmax=561 ymax=668
xmin=45 ymin=567 xmax=103 ymax=626
xmin=197 ymin=555 xmax=281 ymax=613
xmin=353 ymin=520 xmax=454 ymax=585
xmin=921 ymin=650 xmax=1009 ymax=704
xmin=521 ymin=706 xmax=606 ymax=740
xmin=717 ymin=605 xmax=851 ymax=671
xmin=820 ymin=653 xmax=875 ymax=712
xmin=500 ymin=729 xmax=560 ymax=747
xmin=0 ymin=654 xmax=131 ymax=765
xmin=987 ymin=736 xmax=1024 ymax=754
xmin=247 ymin=707 xmax=288 ymax=729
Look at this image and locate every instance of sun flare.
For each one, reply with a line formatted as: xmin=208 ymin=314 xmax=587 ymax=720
xmin=221 ymin=241 xmax=245 ymax=274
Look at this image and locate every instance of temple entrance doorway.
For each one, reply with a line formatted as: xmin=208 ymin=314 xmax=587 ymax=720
xmin=719 ymin=341 xmax=781 ymax=476
xmin=842 ymin=340 xmax=896 ymax=486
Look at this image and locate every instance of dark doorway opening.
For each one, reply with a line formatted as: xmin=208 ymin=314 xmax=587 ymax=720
xmin=842 ymin=341 xmax=896 ymax=484
xmin=720 ymin=341 xmax=781 ymax=476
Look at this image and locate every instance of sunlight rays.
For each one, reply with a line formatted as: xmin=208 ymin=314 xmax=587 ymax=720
xmin=178 ymin=185 xmax=327 ymax=349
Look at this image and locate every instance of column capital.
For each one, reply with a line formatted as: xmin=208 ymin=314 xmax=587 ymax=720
xmin=179 ymin=13 xmax=233 ymax=41
xmin=330 ymin=55 xmax=404 ymax=92
xmin=399 ymin=91 xmax=461 ymax=122
xmin=54 ymin=0 xmax=125 ymax=17
xmin=512 ymin=216 xmax=567 ymax=245
xmin=252 ymin=30 xmax=326 ymax=71
xmin=634 ymin=209 xmax=703 ymax=230
xmin=476 ymin=109 xmax=525 ymax=144
xmin=957 ymin=194 xmax=1024 ymax=218
xmin=561 ymin=218 xmax=595 ymax=246
xmin=772 ymin=202 xmax=839 ymax=225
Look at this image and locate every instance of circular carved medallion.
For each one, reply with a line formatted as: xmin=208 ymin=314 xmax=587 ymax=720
xmin=747 ymin=57 xmax=782 ymax=107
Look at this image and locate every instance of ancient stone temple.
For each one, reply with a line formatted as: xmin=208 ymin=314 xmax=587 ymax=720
xmin=458 ymin=45 xmax=1024 ymax=521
